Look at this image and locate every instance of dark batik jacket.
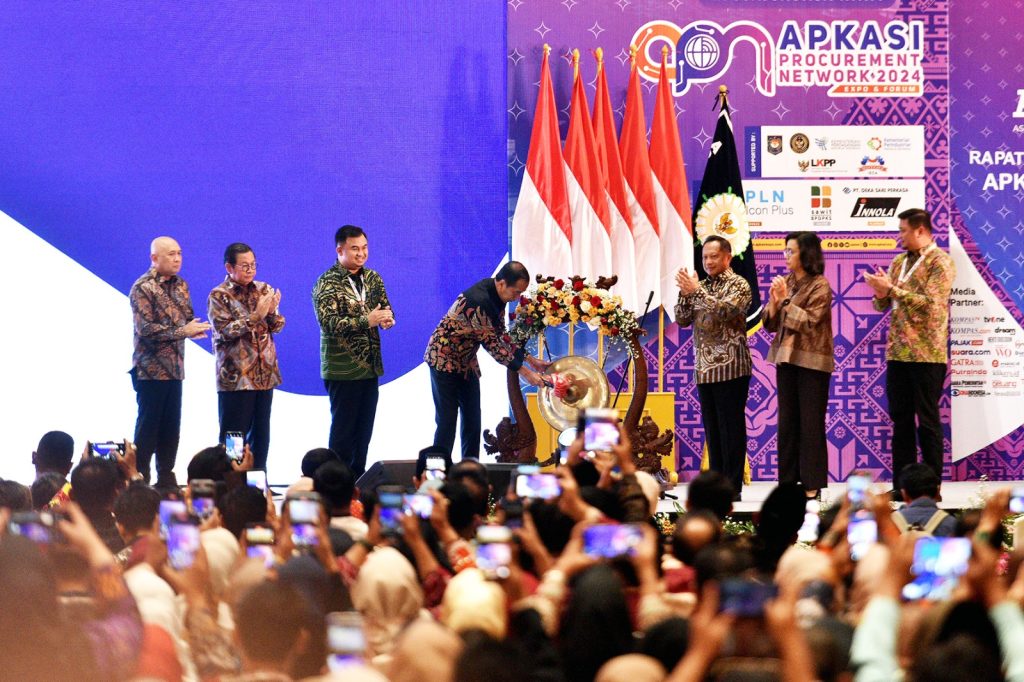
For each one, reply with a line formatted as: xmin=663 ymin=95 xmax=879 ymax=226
xmin=129 ymin=268 xmax=195 ymax=380
xmin=674 ymin=268 xmax=753 ymax=385
xmin=208 ymin=277 xmax=285 ymax=391
xmin=312 ymin=264 xmax=392 ymax=381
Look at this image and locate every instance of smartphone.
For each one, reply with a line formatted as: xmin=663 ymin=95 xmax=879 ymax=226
xmin=796 ymin=499 xmax=821 ymax=543
xmin=719 ymin=578 xmax=779 ymax=617
xmin=244 ymin=524 xmax=277 ymax=567
xmin=377 ymin=486 xmax=405 ymax=535
xmin=224 ymin=431 xmax=244 ymax=463
xmin=847 ymin=473 xmax=873 ymax=510
xmin=424 ymin=456 xmax=446 ymax=481
xmin=902 ymin=537 xmax=972 ymax=601
xmin=847 ymin=510 xmax=878 ymax=562
xmin=9 ymin=511 xmax=64 ymax=544
xmin=1010 ymin=486 xmax=1024 ymax=514
xmin=582 ymin=523 xmax=644 ymax=559
xmin=159 ymin=499 xmax=189 ymax=539
xmin=502 ymin=498 xmax=524 ymax=530
xmin=189 ymin=479 xmax=216 ymax=519
xmin=476 ymin=525 xmax=513 ymax=580
xmin=581 ymin=407 xmax=620 ymax=452
xmin=90 ymin=441 xmax=123 ymax=460
xmin=167 ymin=519 xmax=201 ymax=570
xmin=286 ymin=492 xmax=322 ymax=525
xmin=403 ymin=493 xmax=434 ymax=519
xmin=326 ymin=611 xmax=366 ymax=671
xmin=291 ymin=523 xmax=319 ymax=549
xmin=516 ymin=473 xmax=561 ymax=500
xmin=246 ymin=470 xmax=268 ymax=494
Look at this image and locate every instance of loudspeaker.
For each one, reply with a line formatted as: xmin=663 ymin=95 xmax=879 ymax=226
xmin=355 ymin=460 xmax=520 ymax=498
xmin=356 ymin=460 xmax=417 ymax=491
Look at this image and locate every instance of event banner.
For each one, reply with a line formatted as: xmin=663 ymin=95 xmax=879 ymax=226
xmin=507 ymin=0 xmax=1024 ymax=482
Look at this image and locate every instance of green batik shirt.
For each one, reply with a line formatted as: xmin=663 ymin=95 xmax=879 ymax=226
xmin=312 ymin=263 xmax=392 ymax=381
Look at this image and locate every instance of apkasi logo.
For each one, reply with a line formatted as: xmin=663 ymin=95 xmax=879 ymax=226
xmin=630 ymin=19 xmax=925 ymax=98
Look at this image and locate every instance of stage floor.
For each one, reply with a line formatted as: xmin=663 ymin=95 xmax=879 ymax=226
xmin=655 ymin=480 xmax=1018 ymax=515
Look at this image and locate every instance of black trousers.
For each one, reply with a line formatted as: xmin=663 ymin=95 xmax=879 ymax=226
xmin=218 ymin=389 xmax=274 ymax=471
xmin=887 ymin=360 xmax=946 ymax=488
xmin=776 ymin=364 xmax=831 ymax=490
xmin=430 ymin=367 xmax=481 ymax=461
xmin=325 ymin=378 xmax=378 ymax=477
xmin=132 ymin=377 xmax=182 ymax=484
xmin=697 ymin=375 xmax=751 ymax=494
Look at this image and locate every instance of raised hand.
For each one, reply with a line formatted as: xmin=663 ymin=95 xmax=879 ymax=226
xmin=183 ymin=318 xmax=212 ymax=338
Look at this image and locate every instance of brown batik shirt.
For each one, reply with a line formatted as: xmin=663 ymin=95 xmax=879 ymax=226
xmin=763 ymin=273 xmax=835 ymax=373
xmin=130 ymin=268 xmax=196 ymax=381
xmin=674 ymin=268 xmax=753 ymax=384
xmin=208 ymin=278 xmax=285 ymax=391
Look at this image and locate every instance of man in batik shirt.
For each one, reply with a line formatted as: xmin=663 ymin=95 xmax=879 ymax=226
xmin=129 ymin=236 xmax=211 ymax=489
xmin=424 ymin=261 xmax=548 ymax=461
xmin=865 ymin=208 xmax=955 ymax=493
xmin=675 ymin=236 xmax=753 ymax=500
xmin=313 ymin=225 xmax=393 ymax=476
xmin=208 ymin=242 xmax=285 ymax=471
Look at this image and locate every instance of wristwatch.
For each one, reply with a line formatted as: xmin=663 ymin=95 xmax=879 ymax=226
xmin=781 ymin=298 xmax=791 ymax=308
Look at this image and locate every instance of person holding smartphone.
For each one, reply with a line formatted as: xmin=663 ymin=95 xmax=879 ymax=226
xmin=763 ymin=232 xmax=834 ymax=499
xmin=208 ymin=242 xmax=285 ymax=472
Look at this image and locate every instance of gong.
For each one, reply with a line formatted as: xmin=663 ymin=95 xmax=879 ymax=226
xmin=537 ymin=355 xmax=611 ymax=431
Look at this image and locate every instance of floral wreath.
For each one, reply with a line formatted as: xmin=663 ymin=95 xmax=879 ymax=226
xmin=508 ymin=276 xmax=641 ymax=355
xmin=694 ymin=189 xmax=751 ymax=257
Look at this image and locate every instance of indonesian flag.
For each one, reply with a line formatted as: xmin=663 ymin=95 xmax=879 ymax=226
xmin=620 ymin=51 xmax=661 ymax=311
xmin=592 ymin=49 xmax=640 ymax=313
xmin=511 ymin=46 xmax=572 ymax=281
xmin=564 ymin=50 xmax=613 ymax=283
xmin=649 ymin=50 xmax=694 ymax=310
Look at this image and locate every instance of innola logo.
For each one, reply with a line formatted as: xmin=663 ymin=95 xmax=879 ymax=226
xmin=630 ymin=18 xmax=925 ymax=98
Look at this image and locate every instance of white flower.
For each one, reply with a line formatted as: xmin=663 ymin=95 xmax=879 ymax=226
xmin=580 ymin=301 xmax=592 ymax=313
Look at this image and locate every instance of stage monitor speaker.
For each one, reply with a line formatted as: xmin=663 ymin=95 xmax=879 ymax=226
xmin=355 ymin=460 xmax=520 ymax=498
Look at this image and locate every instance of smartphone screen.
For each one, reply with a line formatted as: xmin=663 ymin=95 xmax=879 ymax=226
xmin=1011 ymin=486 xmax=1024 ymax=514
xmin=288 ymin=498 xmax=320 ymax=525
xmin=225 ymin=432 xmax=244 ymax=463
xmin=378 ymin=489 xmax=404 ymax=535
xmin=326 ymin=612 xmax=366 ymax=671
xmin=403 ymin=493 xmax=434 ymax=519
xmin=902 ymin=537 xmax=972 ymax=601
xmin=848 ymin=510 xmax=878 ymax=562
xmin=582 ymin=523 xmax=644 ymax=558
xmin=291 ymin=522 xmax=319 ymax=549
xmin=476 ymin=542 xmax=512 ymax=579
xmin=516 ymin=473 xmax=560 ymax=500
xmin=90 ymin=441 xmax=122 ymax=460
xmin=582 ymin=408 xmax=620 ymax=452
xmin=246 ymin=470 xmax=268 ymax=494
xmin=159 ymin=500 xmax=188 ymax=538
xmin=847 ymin=473 xmax=872 ymax=509
xmin=502 ymin=498 xmax=524 ymax=529
xmin=424 ymin=457 xmax=446 ymax=481
xmin=190 ymin=479 xmax=216 ymax=519
xmin=167 ymin=521 xmax=201 ymax=570
xmin=244 ymin=525 xmax=276 ymax=567
xmin=9 ymin=512 xmax=58 ymax=544
xmin=719 ymin=578 xmax=779 ymax=617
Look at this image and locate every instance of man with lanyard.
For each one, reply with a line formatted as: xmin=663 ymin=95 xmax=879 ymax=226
xmin=424 ymin=261 xmax=548 ymax=461
xmin=129 ymin=236 xmax=211 ymax=489
xmin=208 ymin=242 xmax=285 ymax=472
xmin=313 ymin=225 xmax=394 ymax=477
xmin=865 ymin=208 xmax=955 ymax=496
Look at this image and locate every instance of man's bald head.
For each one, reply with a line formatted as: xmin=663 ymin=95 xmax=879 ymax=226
xmin=150 ymin=236 xmax=183 ymax=277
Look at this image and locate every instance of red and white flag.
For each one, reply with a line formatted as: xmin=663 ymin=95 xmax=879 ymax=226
xmin=619 ymin=51 xmax=661 ymax=311
xmin=649 ymin=49 xmax=694 ymax=309
xmin=511 ymin=46 xmax=572 ymax=281
xmin=564 ymin=50 xmax=612 ymax=283
xmin=592 ymin=49 xmax=640 ymax=313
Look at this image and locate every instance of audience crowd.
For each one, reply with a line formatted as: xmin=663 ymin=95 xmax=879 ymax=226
xmin=2 ymin=427 xmax=1023 ymax=681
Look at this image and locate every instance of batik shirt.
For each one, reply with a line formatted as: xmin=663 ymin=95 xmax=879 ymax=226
xmin=425 ymin=278 xmax=525 ymax=378
xmin=872 ymin=242 xmax=955 ymax=364
xmin=763 ymin=273 xmax=835 ymax=373
xmin=674 ymin=268 xmax=753 ymax=384
xmin=129 ymin=268 xmax=195 ymax=380
xmin=208 ymin=277 xmax=285 ymax=392
xmin=312 ymin=264 xmax=392 ymax=381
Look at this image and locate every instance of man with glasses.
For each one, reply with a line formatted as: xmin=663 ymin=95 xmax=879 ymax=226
xmin=208 ymin=242 xmax=285 ymax=471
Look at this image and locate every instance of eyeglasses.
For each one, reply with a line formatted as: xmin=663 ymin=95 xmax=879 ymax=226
xmin=783 ymin=249 xmax=796 ymax=257
xmin=235 ymin=262 xmax=257 ymax=272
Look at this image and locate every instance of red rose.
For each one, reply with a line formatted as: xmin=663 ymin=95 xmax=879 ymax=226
xmin=509 ymin=312 xmax=516 ymax=321
xmin=553 ymin=278 xmax=565 ymax=289
xmin=589 ymin=296 xmax=602 ymax=307
xmin=550 ymin=300 xmax=560 ymax=310
xmin=525 ymin=317 xmax=534 ymax=325
xmin=572 ymin=280 xmax=585 ymax=292
xmin=571 ymin=295 xmax=581 ymax=306
xmin=610 ymin=326 xmax=620 ymax=336
xmin=519 ymin=295 xmax=529 ymax=306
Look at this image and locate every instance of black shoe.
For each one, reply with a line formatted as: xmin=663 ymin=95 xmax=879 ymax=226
xmin=153 ymin=472 xmax=179 ymax=492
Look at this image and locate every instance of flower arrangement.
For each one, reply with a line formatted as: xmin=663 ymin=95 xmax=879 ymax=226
xmin=508 ymin=276 xmax=640 ymax=353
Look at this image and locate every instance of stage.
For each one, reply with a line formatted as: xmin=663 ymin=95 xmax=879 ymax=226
xmin=655 ymin=480 xmax=1013 ymax=515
